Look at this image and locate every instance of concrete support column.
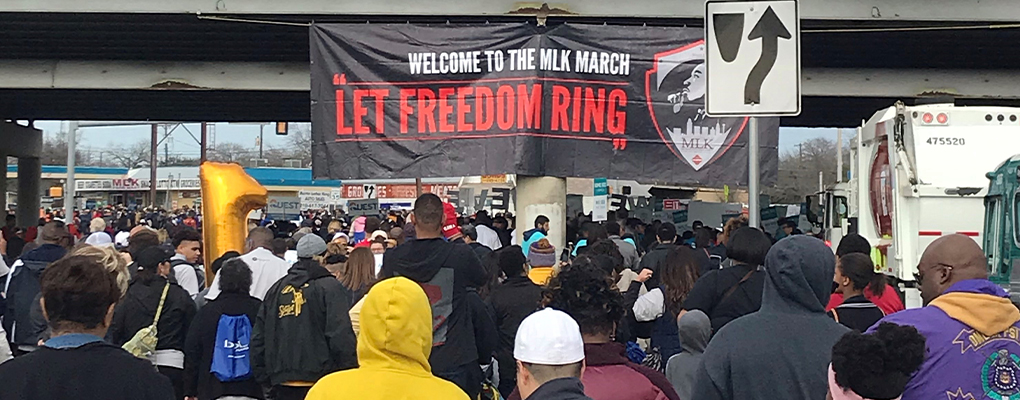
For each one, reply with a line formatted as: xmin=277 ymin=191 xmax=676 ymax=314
xmin=17 ymin=157 xmax=40 ymax=228
xmin=515 ymin=176 xmax=567 ymax=252
xmin=0 ymin=155 xmax=7 ymax=213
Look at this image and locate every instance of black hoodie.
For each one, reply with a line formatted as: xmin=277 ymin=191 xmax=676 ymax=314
xmin=251 ymin=259 xmax=357 ymax=385
xmin=691 ymin=236 xmax=849 ymax=400
xmin=638 ymin=242 xmax=675 ymax=275
xmin=381 ymin=238 xmax=487 ymax=373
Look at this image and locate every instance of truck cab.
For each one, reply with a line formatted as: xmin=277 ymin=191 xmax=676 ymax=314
xmin=815 ymin=182 xmax=851 ymax=251
xmin=983 ymin=156 xmax=1020 ymax=300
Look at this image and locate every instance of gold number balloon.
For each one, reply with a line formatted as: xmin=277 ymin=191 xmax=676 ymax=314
xmin=200 ymin=162 xmax=268 ymax=283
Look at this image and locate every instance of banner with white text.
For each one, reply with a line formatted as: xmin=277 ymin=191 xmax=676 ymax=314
xmin=310 ymin=23 xmax=779 ymax=185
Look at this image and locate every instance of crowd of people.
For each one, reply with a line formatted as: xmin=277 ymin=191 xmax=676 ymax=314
xmin=0 ymin=193 xmax=1015 ymax=400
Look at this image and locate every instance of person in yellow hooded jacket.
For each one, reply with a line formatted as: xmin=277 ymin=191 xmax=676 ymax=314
xmin=305 ymin=276 xmax=470 ymax=400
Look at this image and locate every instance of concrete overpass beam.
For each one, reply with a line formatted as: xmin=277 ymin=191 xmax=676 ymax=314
xmin=3 ymin=0 xmax=1020 ymax=21
xmin=2 ymin=61 xmax=1019 ymax=101
xmin=803 ymin=68 xmax=1020 ymax=100
xmin=0 ymin=60 xmax=308 ymax=91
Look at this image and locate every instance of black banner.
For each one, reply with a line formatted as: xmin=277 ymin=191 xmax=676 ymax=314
xmin=310 ymin=23 xmax=779 ymax=185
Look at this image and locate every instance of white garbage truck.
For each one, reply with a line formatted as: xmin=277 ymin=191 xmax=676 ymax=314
xmin=825 ymin=101 xmax=1020 ymax=307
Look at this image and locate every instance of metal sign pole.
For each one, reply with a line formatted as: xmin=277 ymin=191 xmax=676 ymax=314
xmin=748 ymin=117 xmax=760 ymax=228
xmin=65 ymin=121 xmax=78 ymax=220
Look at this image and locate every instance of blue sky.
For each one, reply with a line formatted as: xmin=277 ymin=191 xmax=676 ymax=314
xmin=34 ymin=121 xmax=844 ymax=158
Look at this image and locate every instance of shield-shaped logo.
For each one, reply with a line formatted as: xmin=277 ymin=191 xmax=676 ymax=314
xmin=645 ymin=40 xmax=748 ymax=171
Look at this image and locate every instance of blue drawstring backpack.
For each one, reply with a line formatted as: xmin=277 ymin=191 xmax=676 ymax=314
xmin=625 ymin=341 xmax=647 ymax=364
xmin=210 ymin=314 xmax=253 ymax=382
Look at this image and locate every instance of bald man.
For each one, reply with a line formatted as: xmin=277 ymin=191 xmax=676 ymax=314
xmin=866 ymin=234 xmax=1020 ymax=400
xmin=205 ymin=227 xmax=290 ymax=301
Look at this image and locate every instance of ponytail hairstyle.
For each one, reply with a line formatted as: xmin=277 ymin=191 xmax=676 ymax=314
xmin=837 ymin=253 xmax=886 ymax=296
xmin=831 ymin=323 xmax=926 ymax=400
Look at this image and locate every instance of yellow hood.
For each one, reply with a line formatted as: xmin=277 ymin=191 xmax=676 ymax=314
xmin=931 ymin=292 xmax=1020 ymax=336
xmin=358 ymin=276 xmax=433 ymax=374
xmin=529 ymin=267 xmax=554 ymax=286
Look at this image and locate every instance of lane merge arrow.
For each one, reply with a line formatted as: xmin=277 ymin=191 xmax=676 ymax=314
xmin=744 ymin=5 xmax=791 ymax=105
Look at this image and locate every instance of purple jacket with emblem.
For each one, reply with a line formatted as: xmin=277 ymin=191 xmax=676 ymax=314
xmin=868 ymin=279 xmax=1020 ymax=400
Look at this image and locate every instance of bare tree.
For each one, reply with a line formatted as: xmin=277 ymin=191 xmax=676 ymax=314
xmin=38 ymin=133 xmax=102 ymax=166
xmin=287 ymin=127 xmax=312 ymax=165
xmin=262 ymin=126 xmax=312 ymax=167
xmin=105 ymin=140 xmax=152 ymax=169
xmin=208 ymin=142 xmax=255 ymax=164
xmin=262 ymin=147 xmax=292 ymax=167
xmin=766 ymin=137 xmax=848 ymax=204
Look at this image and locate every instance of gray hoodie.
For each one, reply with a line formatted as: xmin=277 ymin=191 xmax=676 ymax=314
xmin=665 ymin=310 xmax=710 ymax=400
xmin=691 ymin=236 xmax=849 ymax=400
xmin=608 ymin=235 xmax=640 ymax=271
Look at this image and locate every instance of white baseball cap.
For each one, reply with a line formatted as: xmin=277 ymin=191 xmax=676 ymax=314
xmin=514 ymin=308 xmax=585 ymax=365
xmin=85 ymin=232 xmax=113 ymax=246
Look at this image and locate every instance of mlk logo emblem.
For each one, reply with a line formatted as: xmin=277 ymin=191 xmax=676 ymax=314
xmin=646 ymin=41 xmax=747 ymax=171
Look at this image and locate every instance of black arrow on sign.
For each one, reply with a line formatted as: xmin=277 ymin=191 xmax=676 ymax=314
xmin=744 ymin=5 xmax=791 ymax=105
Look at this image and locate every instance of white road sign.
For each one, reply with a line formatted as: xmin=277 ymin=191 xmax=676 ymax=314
xmin=362 ymin=184 xmax=377 ymax=199
xmin=705 ymin=0 xmax=800 ymax=116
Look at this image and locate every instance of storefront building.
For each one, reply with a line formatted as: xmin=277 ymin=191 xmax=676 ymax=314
xmin=7 ymin=165 xmax=342 ymax=210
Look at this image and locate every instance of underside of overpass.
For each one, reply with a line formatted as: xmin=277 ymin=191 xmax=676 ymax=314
xmin=0 ymin=1 xmax=1019 ymax=127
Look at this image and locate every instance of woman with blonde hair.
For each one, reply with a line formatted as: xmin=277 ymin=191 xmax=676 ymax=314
xmin=71 ymin=244 xmax=130 ymax=296
xmin=28 ymin=244 xmax=134 ymax=346
xmin=326 ymin=241 xmax=348 ymax=257
xmin=327 ymin=220 xmax=343 ymax=237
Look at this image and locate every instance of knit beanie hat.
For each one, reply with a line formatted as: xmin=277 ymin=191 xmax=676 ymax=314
xmin=442 ymin=202 xmax=463 ymax=241
xmin=297 ymin=234 xmax=328 ymax=258
xmin=528 ymin=238 xmax=557 ymax=268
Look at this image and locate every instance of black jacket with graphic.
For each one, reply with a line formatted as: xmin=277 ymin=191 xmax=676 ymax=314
xmin=381 ymin=238 xmax=487 ymax=373
xmin=251 ymin=259 xmax=357 ymax=385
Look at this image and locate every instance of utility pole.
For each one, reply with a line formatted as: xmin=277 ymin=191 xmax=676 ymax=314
xmin=259 ymin=124 xmax=265 ymax=160
xmin=64 ymin=121 xmax=78 ymax=220
xmin=200 ymin=122 xmax=208 ymax=163
xmin=150 ymin=124 xmax=158 ymax=208
xmin=164 ymin=140 xmax=169 ymax=165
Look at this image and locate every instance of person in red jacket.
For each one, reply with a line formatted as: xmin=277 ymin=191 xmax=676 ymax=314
xmin=826 ymin=234 xmax=904 ymax=315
